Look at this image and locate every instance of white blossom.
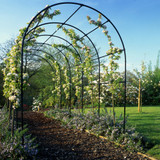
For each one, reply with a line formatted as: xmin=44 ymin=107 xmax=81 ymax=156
xmin=9 ymin=95 xmax=16 ymax=101
xmin=23 ymin=73 xmax=29 ymax=79
xmin=12 ymin=105 xmax=16 ymax=109
xmin=7 ymin=73 xmax=12 ymax=76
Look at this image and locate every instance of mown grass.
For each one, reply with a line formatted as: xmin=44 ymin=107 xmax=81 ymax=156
xmin=75 ymin=106 xmax=160 ymax=159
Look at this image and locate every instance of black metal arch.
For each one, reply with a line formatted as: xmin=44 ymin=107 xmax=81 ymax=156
xmin=30 ymin=53 xmax=55 ymax=72
xmin=27 ymin=22 xmax=102 ymax=62
xmin=21 ymin=2 xmax=127 ymax=133
xmin=33 ymin=42 xmax=73 ymax=112
xmin=35 ymin=35 xmax=82 ymax=62
xmin=29 ymin=21 xmax=102 ymax=112
xmin=34 ymin=36 xmax=86 ymax=111
xmin=30 ymin=48 xmax=64 ymax=107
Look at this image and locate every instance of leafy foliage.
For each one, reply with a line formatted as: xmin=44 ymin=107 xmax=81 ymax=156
xmin=0 ymin=107 xmax=38 ymax=159
xmin=131 ymin=54 xmax=160 ymax=105
xmin=44 ymin=108 xmax=144 ymax=152
xmin=2 ymin=7 xmax=61 ymax=110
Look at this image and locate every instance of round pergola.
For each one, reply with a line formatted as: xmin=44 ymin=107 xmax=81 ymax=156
xmin=19 ymin=2 xmax=126 ymax=132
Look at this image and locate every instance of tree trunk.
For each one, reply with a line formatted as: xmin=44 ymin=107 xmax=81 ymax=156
xmin=138 ymin=78 xmax=141 ymax=112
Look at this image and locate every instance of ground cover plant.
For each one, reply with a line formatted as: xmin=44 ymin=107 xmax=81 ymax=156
xmin=21 ymin=110 xmax=151 ymax=160
xmin=43 ymin=108 xmax=145 ymax=153
xmin=43 ymin=106 xmax=160 ymax=159
xmin=0 ymin=107 xmax=38 ymax=159
xmin=83 ymin=106 xmax=160 ymax=159
xmin=116 ymin=106 xmax=160 ymax=159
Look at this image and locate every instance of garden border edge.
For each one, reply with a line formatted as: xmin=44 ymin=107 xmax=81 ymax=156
xmin=85 ymin=130 xmax=157 ymax=160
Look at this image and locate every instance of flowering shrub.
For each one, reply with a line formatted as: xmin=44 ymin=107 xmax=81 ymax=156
xmin=52 ymin=26 xmax=93 ymax=107
xmin=2 ymin=7 xmax=61 ymax=110
xmin=0 ymin=107 xmax=38 ymax=159
xmin=32 ymin=97 xmax=41 ymax=111
xmin=44 ymin=108 xmax=144 ymax=152
xmin=87 ymin=14 xmax=123 ymax=93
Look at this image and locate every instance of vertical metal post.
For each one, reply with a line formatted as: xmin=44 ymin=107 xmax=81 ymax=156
xmin=60 ymin=69 xmax=62 ymax=109
xmin=11 ymin=108 xmax=15 ymax=136
xmin=98 ymin=61 xmax=101 ymax=116
xmin=8 ymin=101 xmax=11 ymax=130
xmin=7 ymin=99 xmax=9 ymax=110
xmin=69 ymin=70 xmax=72 ymax=116
xmin=20 ymin=60 xmax=24 ymax=144
xmin=81 ymin=70 xmax=84 ymax=113
xmin=138 ymin=78 xmax=141 ymax=112
xmin=16 ymin=108 xmax=18 ymax=128
xmin=123 ymin=50 xmax=127 ymax=133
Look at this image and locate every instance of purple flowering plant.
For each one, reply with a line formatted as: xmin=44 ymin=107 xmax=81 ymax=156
xmin=0 ymin=107 xmax=38 ymax=159
xmin=44 ymin=108 xmax=144 ymax=152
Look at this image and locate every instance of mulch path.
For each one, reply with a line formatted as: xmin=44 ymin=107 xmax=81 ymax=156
xmin=22 ymin=111 xmax=150 ymax=160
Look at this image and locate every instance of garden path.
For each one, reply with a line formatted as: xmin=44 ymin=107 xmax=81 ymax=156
xmin=22 ymin=111 xmax=150 ymax=160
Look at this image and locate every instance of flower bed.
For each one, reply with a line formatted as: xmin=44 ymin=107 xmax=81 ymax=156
xmin=44 ymin=108 xmax=145 ymax=152
xmin=0 ymin=107 xmax=38 ymax=159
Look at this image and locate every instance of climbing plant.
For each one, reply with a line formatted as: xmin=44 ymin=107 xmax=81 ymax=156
xmin=2 ymin=2 xmax=127 ymax=134
xmin=52 ymin=26 xmax=97 ymax=109
xmin=2 ymin=7 xmax=61 ymax=134
xmin=87 ymin=14 xmax=123 ymax=122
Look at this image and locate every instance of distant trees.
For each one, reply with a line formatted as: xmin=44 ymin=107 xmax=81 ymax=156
xmin=141 ymin=54 xmax=160 ymax=105
xmin=0 ymin=38 xmax=160 ymax=108
xmin=0 ymin=38 xmax=15 ymax=61
xmin=29 ymin=51 xmax=160 ymax=109
xmin=127 ymin=53 xmax=160 ymax=106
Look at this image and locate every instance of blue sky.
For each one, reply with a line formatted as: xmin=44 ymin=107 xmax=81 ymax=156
xmin=0 ymin=0 xmax=160 ymax=71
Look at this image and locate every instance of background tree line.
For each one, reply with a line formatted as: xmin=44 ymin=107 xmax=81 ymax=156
xmin=0 ymin=38 xmax=159 ymax=108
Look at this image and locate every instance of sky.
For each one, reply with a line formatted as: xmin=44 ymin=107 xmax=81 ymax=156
xmin=0 ymin=0 xmax=160 ymax=72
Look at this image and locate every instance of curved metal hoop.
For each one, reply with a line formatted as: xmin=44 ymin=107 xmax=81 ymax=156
xmin=33 ymin=42 xmax=73 ymax=111
xmin=21 ymin=2 xmax=127 ymax=134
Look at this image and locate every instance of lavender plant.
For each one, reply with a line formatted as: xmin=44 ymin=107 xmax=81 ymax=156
xmin=44 ymin=108 xmax=144 ymax=152
xmin=0 ymin=107 xmax=38 ymax=159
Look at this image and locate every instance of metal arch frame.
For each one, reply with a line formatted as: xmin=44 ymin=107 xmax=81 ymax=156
xmin=34 ymin=34 xmax=82 ymax=61
xmin=30 ymin=33 xmax=85 ymax=111
xmin=34 ymin=35 xmax=86 ymax=111
xmin=27 ymin=21 xmax=103 ymax=61
xmin=29 ymin=53 xmax=55 ymax=72
xmin=34 ymin=42 xmax=73 ymax=113
xmin=28 ymin=22 xmax=102 ymax=113
xmin=21 ymin=2 xmax=127 ymax=134
xmin=30 ymin=48 xmax=64 ymax=108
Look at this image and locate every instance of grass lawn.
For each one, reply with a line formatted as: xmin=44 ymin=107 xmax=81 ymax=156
xmin=79 ymin=106 xmax=160 ymax=159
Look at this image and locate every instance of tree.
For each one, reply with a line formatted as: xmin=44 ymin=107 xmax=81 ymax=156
xmin=0 ymin=38 xmax=15 ymax=62
xmin=132 ymin=53 xmax=160 ymax=106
